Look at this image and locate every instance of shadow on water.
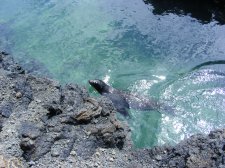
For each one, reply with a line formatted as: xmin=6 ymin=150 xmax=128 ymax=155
xmin=144 ymin=0 xmax=225 ymax=24
xmin=176 ymin=60 xmax=225 ymax=77
xmin=124 ymin=109 xmax=162 ymax=148
xmin=190 ymin=60 xmax=225 ymax=71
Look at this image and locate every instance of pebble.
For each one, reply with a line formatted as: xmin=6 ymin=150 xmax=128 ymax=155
xmin=99 ymin=148 xmax=106 ymax=152
xmin=93 ymin=119 xmax=98 ymax=124
xmin=66 ymin=106 xmax=73 ymax=112
xmin=70 ymin=151 xmax=76 ymax=156
xmin=15 ymin=92 xmax=22 ymax=98
xmin=9 ymin=121 xmax=15 ymax=125
xmin=155 ymin=155 xmax=162 ymax=161
xmin=36 ymin=99 xmax=42 ymax=103
xmin=9 ymin=84 xmax=15 ymax=88
xmin=109 ymin=158 xmax=114 ymax=162
xmin=95 ymin=152 xmax=100 ymax=157
xmin=111 ymin=150 xmax=116 ymax=155
xmin=28 ymin=161 xmax=36 ymax=166
xmin=84 ymin=131 xmax=91 ymax=136
xmin=86 ymin=163 xmax=93 ymax=167
xmin=51 ymin=150 xmax=60 ymax=157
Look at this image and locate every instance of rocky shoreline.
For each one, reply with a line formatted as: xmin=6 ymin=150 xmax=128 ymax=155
xmin=0 ymin=51 xmax=224 ymax=167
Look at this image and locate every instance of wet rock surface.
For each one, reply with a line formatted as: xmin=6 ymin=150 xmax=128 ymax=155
xmin=0 ymin=51 xmax=224 ymax=168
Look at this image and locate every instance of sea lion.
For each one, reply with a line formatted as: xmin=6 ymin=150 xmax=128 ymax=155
xmin=89 ymin=79 xmax=160 ymax=116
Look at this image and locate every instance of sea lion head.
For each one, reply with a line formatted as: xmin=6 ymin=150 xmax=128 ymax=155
xmin=89 ymin=79 xmax=110 ymax=94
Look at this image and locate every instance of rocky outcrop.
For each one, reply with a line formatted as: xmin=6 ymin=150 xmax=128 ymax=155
xmin=144 ymin=0 xmax=225 ymax=24
xmin=0 ymin=51 xmax=224 ymax=168
xmin=0 ymin=51 xmax=127 ymax=166
xmin=129 ymin=129 xmax=225 ymax=167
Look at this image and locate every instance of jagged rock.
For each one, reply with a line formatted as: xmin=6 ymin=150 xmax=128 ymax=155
xmin=20 ymin=138 xmax=35 ymax=151
xmin=42 ymin=104 xmax=63 ymax=121
xmin=16 ymin=81 xmax=126 ymax=161
xmin=74 ymin=98 xmax=102 ymax=123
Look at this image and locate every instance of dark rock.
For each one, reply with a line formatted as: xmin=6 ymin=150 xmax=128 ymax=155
xmin=0 ymin=118 xmax=3 ymax=132
xmin=60 ymin=84 xmax=88 ymax=110
xmin=75 ymin=138 xmax=98 ymax=159
xmin=43 ymin=104 xmax=63 ymax=120
xmin=15 ymin=92 xmax=22 ymax=99
xmin=20 ymin=138 xmax=35 ymax=151
xmin=88 ymin=119 xmax=126 ymax=149
xmin=0 ymin=102 xmax=13 ymax=118
xmin=28 ymin=161 xmax=36 ymax=167
xmin=144 ymin=0 xmax=225 ymax=25
xmin=98 ymin=97 xmax=115 ymax=116
xmin=33 ymin=135 xmax=56 ymax=160
xmin=1 ymin=51 xmax=9 ymax=55
xmin=74 ymin=98 xmax=102 ymax=123
xmin=19 ymin=122 xmax=41 ymax=140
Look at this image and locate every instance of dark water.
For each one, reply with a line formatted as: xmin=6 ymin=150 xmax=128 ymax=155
xmin=0 ymin=0 xmax=225 ymax=148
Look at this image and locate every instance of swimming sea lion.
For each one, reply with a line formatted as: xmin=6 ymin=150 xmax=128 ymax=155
xmin=89 ymin=79 xmax=160 ymax=116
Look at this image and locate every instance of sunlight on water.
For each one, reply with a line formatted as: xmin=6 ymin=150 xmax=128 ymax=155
xmin=0 ymin=0 xmax=225 ymax=148
xmin=158 ymin=68 xmax=225 ymax=145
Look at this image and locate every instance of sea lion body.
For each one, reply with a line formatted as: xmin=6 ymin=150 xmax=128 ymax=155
xmin=89 ymin=80 xmax=160 ymax=116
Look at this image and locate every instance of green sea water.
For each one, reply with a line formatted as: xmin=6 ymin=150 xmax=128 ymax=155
xmin=0 ymin=0 xmax=225 ymax=148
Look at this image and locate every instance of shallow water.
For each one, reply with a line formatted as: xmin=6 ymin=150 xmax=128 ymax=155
xmin=0 ymin=0 xmax=225 ymax=148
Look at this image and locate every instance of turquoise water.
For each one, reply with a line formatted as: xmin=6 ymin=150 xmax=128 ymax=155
xmin=1 ymin=0 xmax=225 ymax=148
